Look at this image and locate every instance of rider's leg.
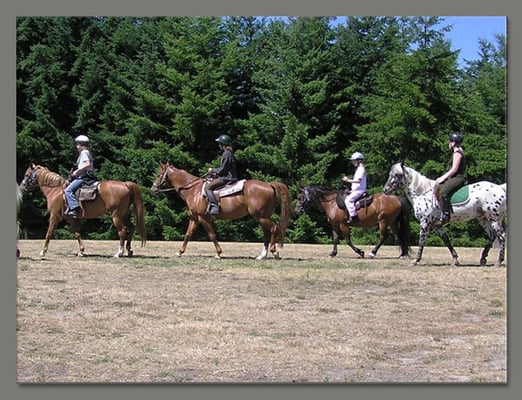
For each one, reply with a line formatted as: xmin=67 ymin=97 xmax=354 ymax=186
xmin=64 ymin=178 xmax=83 ymax=217
xmin=205 ymin=179 xmax=224 ymax=215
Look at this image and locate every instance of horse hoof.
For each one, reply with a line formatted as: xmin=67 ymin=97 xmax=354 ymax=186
xmin=77 ymin=253 xmax=85 ymax=257
xmin=128 ymin=250 xmax=134 ymax=257
xmin=368 ymin=252 xmax=376 ymax=259
xmin=410 ymin=260 xmax=418 ymax=266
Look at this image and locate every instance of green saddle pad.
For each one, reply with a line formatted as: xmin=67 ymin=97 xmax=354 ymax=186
xmin=451 ymin=185 xmax=469 ymax=205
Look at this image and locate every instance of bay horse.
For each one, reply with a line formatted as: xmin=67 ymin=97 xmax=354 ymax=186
xmin=18 ymin=163 xmax=146 ymax=258
xmin=150 ymin=162 xmax=291 ymax=260
xmin=294 ymin=186 xmax=411 ymax=259
xmin=383 ymin=162 xmax=507 ymax=267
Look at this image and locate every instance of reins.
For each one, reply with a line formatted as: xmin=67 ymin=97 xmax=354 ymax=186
xmin=156 ymin=166 xmax=206 ymax=194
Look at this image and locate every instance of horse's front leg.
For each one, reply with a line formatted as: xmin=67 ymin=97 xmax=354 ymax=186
xmin=341 ymin=224 xmax=364 ymax=258
xmin=329 ymin=228 xmax=340 ymax=257
xmin=411 ymin=223 xmax=429 ymax=266
xmin=432 ymin=226 xmax=459 ymax=266
xmin=40 ymin=215 xmax=62 ymax=258
xmin=187 ymin=217 xmax=223 ymax=259
xmin=124 ymin=220 xmax=136 ymax=257
xmin=368 ymin=221 xmax=387 ymax=258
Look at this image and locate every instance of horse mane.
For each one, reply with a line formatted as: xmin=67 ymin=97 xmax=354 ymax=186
xmin=403 ymin=165 xmax=435 ymax=194
xmin=36 ymin=166 xmax=66 ymax=187
xmin=308 ymin=185 xmax=342 ymax=201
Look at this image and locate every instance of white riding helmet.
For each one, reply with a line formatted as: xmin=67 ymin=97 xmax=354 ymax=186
xmin=75 ymin=135 xmax=89 ymax=144
xmin=350 ymin=151 xmax=364 ymax=161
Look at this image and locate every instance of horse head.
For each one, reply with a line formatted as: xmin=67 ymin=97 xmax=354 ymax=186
xmin=383 ymin=163 xmax=408 ymax=195
xmin=294 ymin=186 xmax=315 ymax=217
xmin=19 ymin=163 xmax=41 ymax=193
xmin=150 ymin=162 xmax=173 ymax=196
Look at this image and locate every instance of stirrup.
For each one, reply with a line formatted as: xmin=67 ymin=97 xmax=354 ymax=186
xmin=208 ymin=204 xmax=220 ymax=215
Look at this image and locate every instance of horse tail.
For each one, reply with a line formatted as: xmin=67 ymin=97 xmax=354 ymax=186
xmin=126 ymin=182 xmax=147 ymax=247
xmin=270 ymin=181 xmax=291 ymax=248
xmin=396 ymin=196 xmax=412 ymax=256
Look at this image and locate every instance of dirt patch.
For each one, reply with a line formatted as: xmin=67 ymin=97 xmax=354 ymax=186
xmin=16 ymin=240 xmax=507 ymax=383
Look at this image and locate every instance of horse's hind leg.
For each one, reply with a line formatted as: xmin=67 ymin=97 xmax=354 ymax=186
xmin=330 ymin=229 xmax=340 ymax=257
xmin=123 ymin=216 xmax=136 ymax=257
xmin=480 ymin=220 xmax=506 ymax=267
xmin=111 ymin=215 xmax=127 ymax=258
xmin=256 ymin=218 xmax=280 ymax=260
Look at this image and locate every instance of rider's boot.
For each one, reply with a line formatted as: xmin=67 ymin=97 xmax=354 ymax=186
xmin=435 ymin=195 xmax=450 ymax=226
xmin=205 ymin=190 xmax=220 ymax=215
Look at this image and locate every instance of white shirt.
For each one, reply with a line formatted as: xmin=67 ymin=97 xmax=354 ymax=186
xmin=76 ymin=149 xmax=93 ymax=176
xmin=351 ymin=164 xmax=367 ymax=191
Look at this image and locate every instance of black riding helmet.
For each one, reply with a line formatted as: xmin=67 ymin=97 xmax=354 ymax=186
xmin=449 ymin=132 xmax=463 ymax=144
xmin=215 ymin=134 xmax=232 ymax=145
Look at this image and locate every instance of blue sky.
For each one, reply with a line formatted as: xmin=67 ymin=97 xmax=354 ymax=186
xmin=438 ymin=16 xmax=506 ymax=65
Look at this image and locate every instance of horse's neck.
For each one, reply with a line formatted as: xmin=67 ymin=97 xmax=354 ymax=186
xmin=171 ymin=168 xmax=203 ymax=202
xmin=37 ymin=171 xmax=65 ymax=202
xmin=406 ymin=167 xmax=434 ymax=197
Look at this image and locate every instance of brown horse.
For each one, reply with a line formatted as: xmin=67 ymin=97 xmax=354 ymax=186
xmin=294 ymin=186 xmax=411 ymax=258
xmin=18 ymin=163 xmax=146 ymax=258
xmin=150 ymin=162 xmax=291 ymax=259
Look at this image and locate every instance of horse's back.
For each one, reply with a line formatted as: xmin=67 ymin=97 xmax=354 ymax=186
xmin=466 ymin=181 xmax=507 ymax=215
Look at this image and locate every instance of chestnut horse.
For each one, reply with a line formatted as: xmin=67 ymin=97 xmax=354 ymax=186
xmin=19 ymin=163 xmax=146 ymax=258
xmin=294 ymin=186 xmax=411 ymax=259
xmin=150 ymin=162 xmax=291 ymax=259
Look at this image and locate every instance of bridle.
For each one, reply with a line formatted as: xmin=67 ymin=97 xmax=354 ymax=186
xmin=151 ymin=166 xmax=203 ymax=194
xmin=19 ymin=169 xmax=39 ymax=192
xmin=296 ymin=186 xmax=314 ymax=213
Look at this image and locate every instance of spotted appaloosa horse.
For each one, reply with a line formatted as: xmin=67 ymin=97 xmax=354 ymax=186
xmin=383 ymin=162 xmax=507 ymax=267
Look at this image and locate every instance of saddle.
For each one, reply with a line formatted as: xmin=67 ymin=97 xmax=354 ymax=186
xmin=202 ymin=179 xmax=247 ymax=199
xmin=335 ymin=190 xmax=373 ymax=211
xmin=67 ymin=175 xmax=100 ymax=202
xmin=434 ymin=183 xmax=470 ymax=207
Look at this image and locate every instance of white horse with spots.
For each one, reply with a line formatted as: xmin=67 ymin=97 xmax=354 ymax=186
xmin=383 ymin=162 xmax=507 ymax=267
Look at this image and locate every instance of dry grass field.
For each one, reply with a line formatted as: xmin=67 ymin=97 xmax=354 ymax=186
xmin=16 ymin=239 xmax=507 ymax=383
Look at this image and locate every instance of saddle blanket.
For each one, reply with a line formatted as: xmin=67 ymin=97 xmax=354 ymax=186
xmin=203 ymin=179 xmax=246 ymax=198
xmin=451 ymin=185 xmax=469 ymax=206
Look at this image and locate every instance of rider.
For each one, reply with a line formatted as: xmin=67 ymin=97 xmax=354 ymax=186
xmin=205 ymin=134 xmax=238 ymax=215
xmin=342 ymin=151 xmax=367 ymax=224
xmin=64 ymin=134 xmax=94 ymax=218
xmin=434 ymin=131 xmax=467 ymax=226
